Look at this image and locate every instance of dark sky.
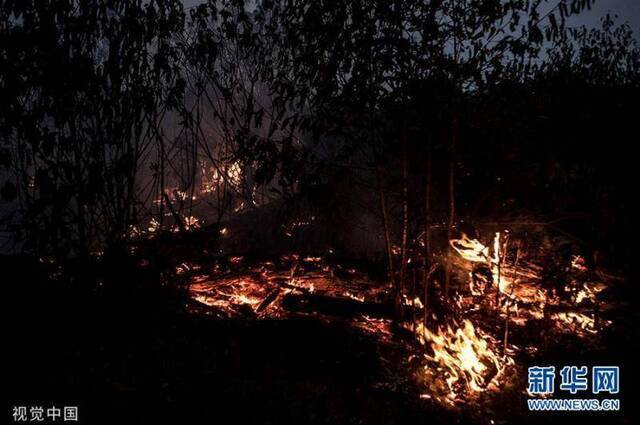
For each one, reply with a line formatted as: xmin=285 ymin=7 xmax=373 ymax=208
xmin=182 ymin=0 xmax=640 ymax=35
xmin=576 ymin=0 xmax=640 ymax=33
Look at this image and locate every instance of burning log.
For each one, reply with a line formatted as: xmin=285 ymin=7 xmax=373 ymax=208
xmin=256 ymin=288 xmax=281 ymax=313
xmin=281 ymin=292 xmax=421 ymax=321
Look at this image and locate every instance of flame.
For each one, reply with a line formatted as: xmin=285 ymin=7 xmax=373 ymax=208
xmin=354 ymin=315 xmax=393 ymax=341
xmin=491 ymin=232 xmax=509 ymax=293
xmin=451 ymin=232 xmax=510 ymax=294
xmin=148 ymin=218 xmax=160 ymax=233
xmin=417 ymin=320 xmax=505 ymax=397
xmin=571 ymin=255 xmax=588 ymax=272
xmin=176 ymin=262 xmax=200 ymax=275
xmin=413 ymin=296 xmax=425 ymax=309
xmin=450 ymin=234 xmax=489 ymax=263
xmin=191 ymin=277 xmax=266 ymax=316
xmin=303 ymin=256 xmax=322 ymax=263
xmin=200 ymin=160 xmax=243 ymax=194
xmin=574 ymin=289 xmax=590 ymax=304
xmin=403 ymin=294 xmax=425 ymax=309
xmin=184 ymin=215 xmax=200 ymax=230
xmin=342 ymin=291 xmax=365 ymax=302
xmin=182 ymin=235 xmax=616 ymax=407
xmin=552 ymin=312 xmax=598 ymax=334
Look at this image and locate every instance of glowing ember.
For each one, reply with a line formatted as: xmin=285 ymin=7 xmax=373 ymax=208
xmin=148 ymin=218 xmax=160 ymax=233
xmin=200 ymin=161 xmax=243 ymax=194
xmin=551 ymin=311 xmax=610 ymax=335
xmin=182 ymin=236 xmax=617 ymax=409
xmin=303 ymin=256 xmax=322 ymax=263
xmin=353 ymin=315 xmax=393 ymax=342
xmin=403 ymin=294 xmax=424 ymax=308
xmin=571 ymin=281 xmax=605 ymax=305
xmin=184 ymin=216 xmax=201 ymax=230
xmin=342 ymin=291 xmax=365 ymax=302
xmin=571 ymin=255 xmax=588 ymax=272
xmin=190 ymin=277 xmax=268 ymax=317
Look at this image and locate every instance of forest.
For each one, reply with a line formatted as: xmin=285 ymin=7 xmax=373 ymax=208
xmin=1 ymin=1 xmax=638 ymax=424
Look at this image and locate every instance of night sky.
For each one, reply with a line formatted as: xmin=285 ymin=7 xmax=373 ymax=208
xmin=182 ymin=0 xmax=640 ymax=36
xmin=578 ymin=0 xmax=640 ymax=33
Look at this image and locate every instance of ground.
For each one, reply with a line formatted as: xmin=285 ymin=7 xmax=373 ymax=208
xmin=3 ymin=253 xmax=637 ymax=425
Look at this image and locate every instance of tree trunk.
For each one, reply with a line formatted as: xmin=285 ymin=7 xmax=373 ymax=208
xmin=423 ymin=156 xmax=432 ymax=326
xmin=444 ymin=109 xmax=458 ymax=298
xmin=376 ymin=167 xmax=394 ymax=292
xmin=504 ymin=241 xmax=521 ymax=356
xmin=398 ymin=137 xmax=409 ymax=321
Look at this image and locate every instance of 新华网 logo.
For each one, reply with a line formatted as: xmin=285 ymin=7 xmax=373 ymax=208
xmin=527 ymin=366 xmax=620 ymax=412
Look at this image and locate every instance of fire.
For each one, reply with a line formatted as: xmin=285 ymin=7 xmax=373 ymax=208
xmin=200 ymin=160 xmax=243 ymax=194
xmin=191 ymin=277 xmax=267 ymax=317
xmin=552 ymin=312 xmax=600 ymax=334
xmin=571 ymin=255 xmax=588 ymax=272
xmin=303 ymin=256 xmax=322 ymax=263
xmin=182 ymin=230 xmax=617 ymax=408
xmin=148 ymin=218 xmax=160 ymax=233
xmin=183 ymin=216 xmax=201 ymax=230
xmin=342 ymin=291 xmax=365 ymax=302
xmin=571 ymin=280 xmax=605 ymax=305
xmin=353 ymin=315 xmax=393 ymax=342
xmin=451 ymin=232 xmax=511 ymax=294
xmin=491 ymin=232 xmax=508 ymax=293
xmin=403 ymin=294 xmax=425 ymax=308
xmin=416 ymin=320 xmax=507 ymax=400
xmin=450 ymin=234 xmax=489 ymax=263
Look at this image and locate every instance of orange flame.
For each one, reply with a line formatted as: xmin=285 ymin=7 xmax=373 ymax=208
xmin=417 ymin=320 xmax=507 ymax=399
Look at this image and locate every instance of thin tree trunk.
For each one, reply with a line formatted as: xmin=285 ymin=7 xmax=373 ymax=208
xmin=495 ymin=233 xmax=510 ymax=308
xmin=398 ymin=137 xmax=409 ymax=321
xmin=495 ymin=233 xmax=501 ymax=307
xmin=376 ymin=167 xmax=394 ymax=291
xmin=159 ymin=127 xmax=166 ymax=230
xmin=444 ymin=110 xmax=458 ymax=298
xmin=411 ymin=269 xmax=417 ymax=334
xmin=423 ymin=156 xmax=432 ymax=327
xmin=163 ymin=192 xmax=185 ymax=233
xmin=504 ymin=241 xmax=521 ymax=357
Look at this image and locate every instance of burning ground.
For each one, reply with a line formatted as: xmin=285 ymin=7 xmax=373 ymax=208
xmin=4 ymin=223 xmax=634 ymax=425
xmin=175 ymin=228 xmax=627 ymax=422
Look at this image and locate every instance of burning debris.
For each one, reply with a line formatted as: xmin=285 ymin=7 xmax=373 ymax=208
xmin=181 ymin=228 xmax=620 ymax=411
xmin=415 ymin=319 xmax=509 ymax=403
xmin=190 ymin=276 xmax=268 ymax=318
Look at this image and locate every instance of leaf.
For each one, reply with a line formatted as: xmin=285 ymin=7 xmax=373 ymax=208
xmin=549 ymin=13 xmax=558 ymax=34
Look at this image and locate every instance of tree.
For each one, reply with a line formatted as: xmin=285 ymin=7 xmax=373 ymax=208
xmin=0 ymin=0 xmax=186 ymax=257
xmin=244 ymin=0 xmax=596 ymax=318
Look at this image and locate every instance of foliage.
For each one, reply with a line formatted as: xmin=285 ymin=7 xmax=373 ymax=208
xmin=0 ymin=0 xmax=638 ymax=264
xmin=0 ymin=0 xmax=186 ymax=256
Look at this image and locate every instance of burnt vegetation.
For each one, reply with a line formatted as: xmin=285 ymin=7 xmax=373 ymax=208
xmin=1 ymin=1 xmax=639 ymax=424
